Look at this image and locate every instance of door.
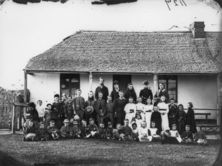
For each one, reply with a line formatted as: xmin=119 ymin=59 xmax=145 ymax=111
xmin=113 ymin=75 xmax=131 ymax=93
xmin=60 ymin=74 xmax=80 ymax=98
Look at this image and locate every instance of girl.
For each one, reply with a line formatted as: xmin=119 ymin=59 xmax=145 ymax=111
xmin=84 ymin=91 xmax=96 ymax=124
xmin=151 ymin=106 xmax=162 ymax=132
xmin=157 ymin=95 xmax=170 ymax=131
xmin=155 ymin=83 xmax=169 ymax=103
xmin=136 ymin=97 xmax=145 ymax=119
xmin=124 ymin=97 xmax=137 ymax=124
xmin=144 ymin=98 xmax=153 ymax=128
xmin=186 ymin=102 xmax=197 ymax=133
xmin=132 ymin=112 xmax=143 ymax=129
xmin=178 ymin=104 xmax=186 ymax=134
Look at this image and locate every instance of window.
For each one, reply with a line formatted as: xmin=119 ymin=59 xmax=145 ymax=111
xmin=60 ymin=74 xmax=80 ymax=97
xmin=158 ymin=75 xmax=177 ymax=101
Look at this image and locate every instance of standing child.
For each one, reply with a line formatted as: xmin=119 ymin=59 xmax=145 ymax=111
xmin=178 ymin=104 xmax=186 ymax=135
xmin=113 ymin=91 xmax=127 ymax=126
xmin=105 ymin=96 xmax=114 ymax=126
xmin=44 ymin=103 xmax=52 ymax=126
xmin=161 ymin=123 xmax=182 ymax=144
xmin=168 ymin=98 xmax=179 ymax=129
xmin=98 ymin=123 xmax=107 ymax=139
xmin=151 ymin=106 xmax=162 ymax=132
xmin=84 ymin=91 xmax=96 ymax=124
xmin=36 ymin=100 xmax=45 ymax=122
xmin=157 ymin=95 xmax=170 ymax=131
xmin=64 ymin=96 xmax=74 ymax=120
xmin=124 ymin=97 xmax=136 ymax=124
xmin=186 ymin=102 xmax=197 ymax=134
xmin=138 ymin=121 xmax=151 ymax=142
xmin=86 ymin=118 xmax=99 ymax=138
xmin=144 ymin=98 xmax=153 ymax=128
xmin=73 ymin=89 xmax=85 ymax=120
xmin=79 ymin=120 xmax=88 ymax=138
xmin=94 ymin=91 xmax=107 ymax=125
xmin=60 ymin=119 xmax=73 ymax=139
xmin=181 ymin=125 xmax=194 ymax=143
xmin=47 ymin=120 xmax=60 ymax=140
xmin=148 ymin=121 xmax=161 ymax=142
xmin=194 ymin=126 xmax=207 ymax=145
xmin=52 ymin=94 xmax=64 ymax=129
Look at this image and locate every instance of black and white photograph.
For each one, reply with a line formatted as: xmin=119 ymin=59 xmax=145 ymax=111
xmin=0 ymin=0 xmax=222 ymax=165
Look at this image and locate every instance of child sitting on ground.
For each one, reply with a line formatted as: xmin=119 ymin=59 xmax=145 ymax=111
xmin=120 ymin=119 xmax=133 ymax=141
xmin=86 ymin=118 xmax=99 ymax=138
xmin=113 ymin=123 xmax=122 ymax=140
xmin=138 ymin=121 xmax=151 ymax=142
xmin=161 ymin=123 xmax=182 ymax=144
xmin=131 ymin=122 xmax=139 ymax=141
xmin=60 ymin=119 xmax=73 ymax=139
xmin=72 ymin=120 xmax=81 ymax=138
xmin=106 ymin=121 xmax=113 ymax=139
xmin=37 ymin=122 xmax=49 ymax=141
xmin=23 ymin=119 xmax=38 ymax=141
xmin=194 ymin=126 xmax=207 ymax=145
xmin=98 ymin=122 xmax=107 ymax=139
xmin=47 ymin=120 xmax=60 ymax=140
xmin=148 ymin=121 xmax=161 ymax=142
xmin=181 ymin=125 xmax=194 ymax=143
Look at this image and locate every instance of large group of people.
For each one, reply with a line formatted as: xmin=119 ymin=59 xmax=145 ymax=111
xmin=23 ymin=77 xmax=207 ymax=145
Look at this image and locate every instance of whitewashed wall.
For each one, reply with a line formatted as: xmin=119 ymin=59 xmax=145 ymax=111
xmin=28 ymin=73 xmax=60 ymax=107
xmin=178 ymin=75 xmax=217 ymax=119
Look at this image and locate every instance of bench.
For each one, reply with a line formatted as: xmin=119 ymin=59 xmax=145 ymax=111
xmin=195 ymin=112 xmax=211 ymax=124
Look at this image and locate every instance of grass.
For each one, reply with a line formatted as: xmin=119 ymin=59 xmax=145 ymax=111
xmin=0 ymin=134 xmax=220 ymax=166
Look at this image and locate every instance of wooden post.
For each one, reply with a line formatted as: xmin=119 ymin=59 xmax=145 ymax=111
xmin=24 ymin=71 xmax=27 ymax=103
xmin=153 ymin=73 xmax=158 ymax=95
xmin=89 ymin=72 xmax=93 ymax=91
xmin=217 ymin=73 xmax=222 ymax=126
xmin=11 ymin=95 xmax=16 ymax=134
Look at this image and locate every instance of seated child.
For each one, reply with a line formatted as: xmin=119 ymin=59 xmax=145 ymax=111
xmin=132 ymin=112 xmax=143 ymax=130
xmin=72 ymin=120 xmax=81 ymax=138
xmin=120 ymin=119 xmax=133 ymax=141
xmin=138 ymin=121 xmax=152 ymax=142
xmin=47 ymin=120 xmax=60 ymax=140
xmin=106 ymin=121 xmax=113 ymax=139
xmin=148 ymin=121 xmax=161 ymax=142
xmin=150 ymin=106 xmax=162 ymax=132
xmin=23 ymin=120 xmax=38 ymax=141
xmin=98 ymin=123 xmax=107 ymax=139
xmin=131 ymin=122 xmax=139 ymax=141
xmin=60 ymin=119 xmax=73 ymax=139
xmin=124 ymin=97 xmax=136 ymax=124
xmin=194 ymin=126 xmax=207 ymax=145
xmin=181 ymin=125 xmax=194 ymax=143
xmin=161 ymin=123 xmax=182 ymax=144
xmin=113 ymin=123 xmax=122 ymax=140
xmin=37 ymin=122 xmax=50 ymax=141
xmin=86 ymin=118 xmax=99 ymax=138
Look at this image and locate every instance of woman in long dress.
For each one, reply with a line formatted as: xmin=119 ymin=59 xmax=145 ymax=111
xmin=157 ymin=95 xmax=169 ymax=131
xmin=144 ymin=98 xmax=153 ymax=128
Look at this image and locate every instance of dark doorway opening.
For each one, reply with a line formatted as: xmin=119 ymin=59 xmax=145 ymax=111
xmin=113 ymin=75 xmax=131 ymax=93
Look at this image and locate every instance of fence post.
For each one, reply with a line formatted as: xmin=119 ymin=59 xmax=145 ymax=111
xmin=11 ymin=104 xmax=15 ymax=134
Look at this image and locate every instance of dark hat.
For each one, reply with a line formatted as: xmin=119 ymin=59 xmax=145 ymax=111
xmin=54 ymin=94 xmax=60 ymax=98
xmin=144 ymin=80 xmax=149 ymax=85
xmin=113 ymin=80 xmax=119 ymax=85
xmin=28 ymin=102 xmax=36 ymax=108
xmin=128 ymin=82 xmax=133 ymax=86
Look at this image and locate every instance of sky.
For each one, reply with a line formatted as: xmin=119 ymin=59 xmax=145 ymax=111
xmin=0 ymin=0 xmax=221 ymax=90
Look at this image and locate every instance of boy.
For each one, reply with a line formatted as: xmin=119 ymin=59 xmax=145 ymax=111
xmin=157 ymin=95 xmax=169 ymax=131
xmin=79 ymin=120 xmax=88 ymax=138
xmin=72 ymin=120 xmax=81 ymax=138
xmin=23 ymin=119 xmax=38 ymax=141
xmin=105 ymin=96 xmax=114 ymax=126
xmin=106 ymin=121 xmax=113 ymax=139
xmin=113 ymin=91 xmax=127 ymax=126
xmin=94 ymin=91 xmax=107 ymax=125
xmin=148 ymin=121 xmax=161 ymax=142
xmin=150 ymin=106 xmax=162 ymax=132
xmin=47 ymin=120 xmax=60 ymax=140
xmin=86 ymin=118 xmax=99 ymax=138
xmin=124 ymin=97 xmax=136 ymax=124
xmin=181 ymin=125 xmax=194 ymax=143
xmin=44 ymin=103 xmax=52 ymax=126
xmin=120 ymin=119 xmax=133 ymax=141
xmin=168 ymin=98 xmax=179 ymax=129
xmin=161 ymin=123 xmax=182 ymax=144
xmin=60 ymin=119 xmax=73 ymax=139
xmin=113 ymin=123 xmax=122 ymax=140
xmin=98 ymin=122 xmax=107 ymax=139
xmin=64 ymin=96 xmax=74 ymax=120
xmin=194 ymin=126 xmax=207 ymax=145
xmin=138 ymin=121 xmax=151 ymax=142
xmin=131 ymin=122 xmax=139 ymax=141
xmin=37 ymin=122 xmax=49 ymax=141
xmin=36 ymin=100 xmax=45 ymax=122
xmin=73 ymin=89 xmax=85 ymax=120
xmin=52 ymin=94 xmax=64 ymax=129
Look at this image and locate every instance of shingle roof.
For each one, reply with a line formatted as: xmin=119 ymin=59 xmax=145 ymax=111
xmin=25 ymin=31 xmax=222 ymax=74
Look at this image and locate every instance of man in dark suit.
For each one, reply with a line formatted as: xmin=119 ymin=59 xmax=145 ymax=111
xmin=95 ymin=77 xmax=109 ymax=102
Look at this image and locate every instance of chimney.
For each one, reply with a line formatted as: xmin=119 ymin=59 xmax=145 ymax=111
xmin=190 ymin=21 xmax=205 ymax=38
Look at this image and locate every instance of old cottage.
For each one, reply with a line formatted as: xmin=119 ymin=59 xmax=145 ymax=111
xmin=24 ymin=22 xmax=222 ymax=124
